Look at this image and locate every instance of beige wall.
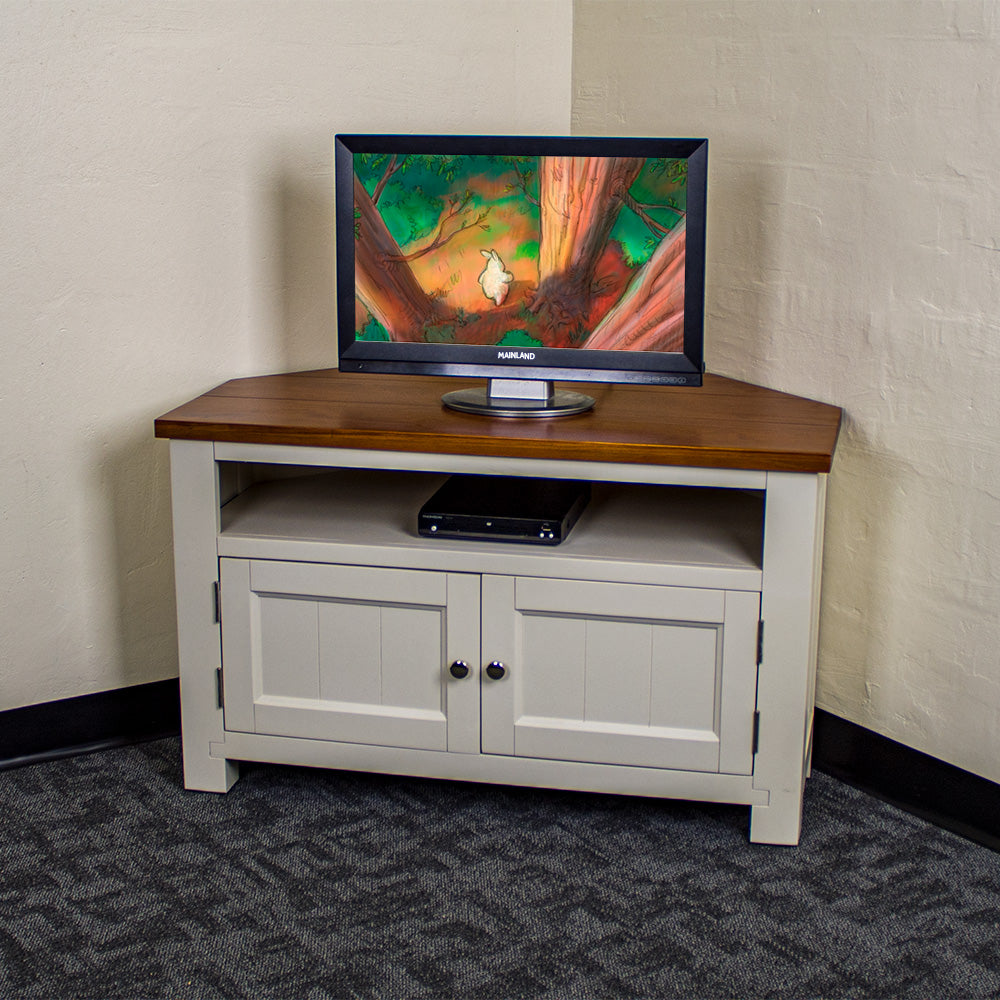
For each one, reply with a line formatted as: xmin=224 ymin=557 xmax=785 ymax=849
xmin=573 ymin=0 xmax=1000 ymax=781
xmin=1 ymin=1 xmax=573 ymax=709
xmin=6 ymin=0 xmax=999 ymax=787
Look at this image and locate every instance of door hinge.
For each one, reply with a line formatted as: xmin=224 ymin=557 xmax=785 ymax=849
xmin=752 ymin=710 xmax=761 ymax=755
xmin=215 ymin=666 xmax=225 ymax=710
xmin=756 ymin=620 xmax=764 ymax=665
xmin=213 ymin=581 xmax=221 ymax=624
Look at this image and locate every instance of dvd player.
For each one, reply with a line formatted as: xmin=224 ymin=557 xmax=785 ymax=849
xmin=418 ymin=475 xmax=590 ymax=545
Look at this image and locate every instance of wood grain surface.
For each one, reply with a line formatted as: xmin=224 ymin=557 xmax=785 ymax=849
xmin=154 ymin=369 xmax=842 ymax=472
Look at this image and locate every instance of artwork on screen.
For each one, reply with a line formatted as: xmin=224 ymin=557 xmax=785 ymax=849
xmin=336 ymin=135 xmax=707 ymax=416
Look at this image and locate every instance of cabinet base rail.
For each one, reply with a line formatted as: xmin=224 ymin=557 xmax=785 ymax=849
xmin=206 ymin=731 xmax=771 ymax=808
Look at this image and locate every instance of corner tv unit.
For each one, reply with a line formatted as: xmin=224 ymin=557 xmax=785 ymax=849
xmin=335 ymin=133 xmax=708 ymax=416
xmin=154 ymin=371 xmax=842 ymax=845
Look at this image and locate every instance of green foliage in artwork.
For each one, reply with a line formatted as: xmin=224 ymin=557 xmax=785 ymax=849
xmin=612 ymin=157 xmax=688 ymax=268
xmin=355 ymin=153 xmax=537 ymax=252
xmin=646 ymin=157 xmax=688 ymax=187
xmin=617 ymin=228 xmax=651 ymax=269
xmin=512 ymin=239 xmax=539 ymax=262
xmin=423 ymin=324 xmax=457 ymax=344
xmin=498 ymin=329 xmax=543 ymax=348
xmin=497 ymin=155 xmax=539 ymax=210
xmin=357 ymin=312 xmax=389 ymax=341
xmin=422 ymin=306 xmax=473 ymax=343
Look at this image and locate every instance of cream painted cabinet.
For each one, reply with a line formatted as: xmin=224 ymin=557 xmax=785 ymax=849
xmin=218 ymin=559 xmax=481 ymax=754
xmin=217 ymin=551 xmax=761 ymax=778
xmin=163 ymin=449 xmax=830 ymax=846
xmin=158 ymin=372 xmax=840 ymax=844
xmin=481 ymin=575 xmax=760 ymax=774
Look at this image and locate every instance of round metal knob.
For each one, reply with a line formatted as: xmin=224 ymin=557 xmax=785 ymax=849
xmin=449 ymin=660 xmax=470 ymax=679
xmin=485 ymin=661 xmax=506 ymax=681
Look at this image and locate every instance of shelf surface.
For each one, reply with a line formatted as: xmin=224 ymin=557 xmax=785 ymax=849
xmin=218 ymin=469 xmax=765 ymax=590
xmin=156 ymin=370 xmax=842 ymax=473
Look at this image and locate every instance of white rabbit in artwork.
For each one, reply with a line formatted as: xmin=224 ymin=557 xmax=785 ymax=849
xmin=478 ymin=248 xmax=513 ymax=306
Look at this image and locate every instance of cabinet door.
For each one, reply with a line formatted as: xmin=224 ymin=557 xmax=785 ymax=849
xmin=219 ymin=558 xmax=481 ymax=753
xmin=480 ymin=576 xmax=759 ymax=774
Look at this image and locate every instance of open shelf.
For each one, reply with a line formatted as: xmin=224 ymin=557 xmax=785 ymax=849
xmin=218 ymin=467 xmax=764 ymax=591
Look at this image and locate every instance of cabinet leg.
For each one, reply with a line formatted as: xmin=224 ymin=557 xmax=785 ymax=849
xmin=182 ymin=743 xmax=239 ymax=793
xmin=169 ymin=439 xmax=239 ymax=794
xmin=749 ymin=789 xmax=804 ymax=845
xmin=749 ymin=472 xmax=827 ymax=846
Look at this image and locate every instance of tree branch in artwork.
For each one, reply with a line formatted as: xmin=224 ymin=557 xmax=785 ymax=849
xmin=503 ymin=159 xmax=540 ymax=207
xmin=370 ymin=154 xmax=402 ymax=205
xmin=380 ymin=191 xmax=492 ymax=264
xmin=622 ymin=191 xmax=685 ymax=238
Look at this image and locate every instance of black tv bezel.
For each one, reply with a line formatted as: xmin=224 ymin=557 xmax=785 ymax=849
xmin=335 ymin=133 xmax=707 ymax=387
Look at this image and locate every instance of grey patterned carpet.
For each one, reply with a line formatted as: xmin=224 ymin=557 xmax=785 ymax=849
xmin=1 ymin=738 xmax=999 ymax=999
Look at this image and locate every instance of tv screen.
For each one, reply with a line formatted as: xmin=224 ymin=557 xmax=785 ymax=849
xmin=335 ymin=134 xmax=707 ymax=416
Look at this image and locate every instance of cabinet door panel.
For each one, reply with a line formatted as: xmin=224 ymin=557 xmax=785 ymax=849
xmin=519 ymin=613 xmax=586 ymax=722
xmin=649 ymin=624 xmax=720 ymax=730
xmin=376 ymin=605 xmax=447 ymax=715
xmin=316 ymin=600 xmax=381 ymax=704
xmin=258 ymin=593 xmax=320 ymax=700
xmin=481 ymin=575 xmax=758 ymax=774
xmin=583 ymin=617 xmax=657 ymax=726
xmin=220 ymin=559 xmax=479 ymax=753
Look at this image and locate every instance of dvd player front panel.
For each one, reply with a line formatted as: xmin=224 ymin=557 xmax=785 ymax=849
xmin=419 ymin=513 xmax=563 ymax=545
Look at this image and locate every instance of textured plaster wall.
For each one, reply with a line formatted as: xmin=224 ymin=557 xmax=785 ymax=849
xmin=573 ymin=0 xmax=1000 ymax=780
xmin=1 ymin=1 xmax=573 ymax=711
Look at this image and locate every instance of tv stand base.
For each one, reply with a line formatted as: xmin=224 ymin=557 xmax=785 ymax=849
xmin=442 ymin=378 xmax=595 ymax=417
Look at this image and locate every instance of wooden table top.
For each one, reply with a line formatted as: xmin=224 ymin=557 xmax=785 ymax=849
xmin=154 ymin=369 xmax=842 ymax=473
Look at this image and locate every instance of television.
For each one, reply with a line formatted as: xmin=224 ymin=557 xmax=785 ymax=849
xmin=335 ymin=134 xmax=707 ymax=417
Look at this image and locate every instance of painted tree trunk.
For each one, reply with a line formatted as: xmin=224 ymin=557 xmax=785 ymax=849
xmin=352 ymin=174 xmax=443 ymax=342
xmin=583 ymin=220 xmax=686 ymax=353
xmin=530 ymin=156 xmax=644 ymax=344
